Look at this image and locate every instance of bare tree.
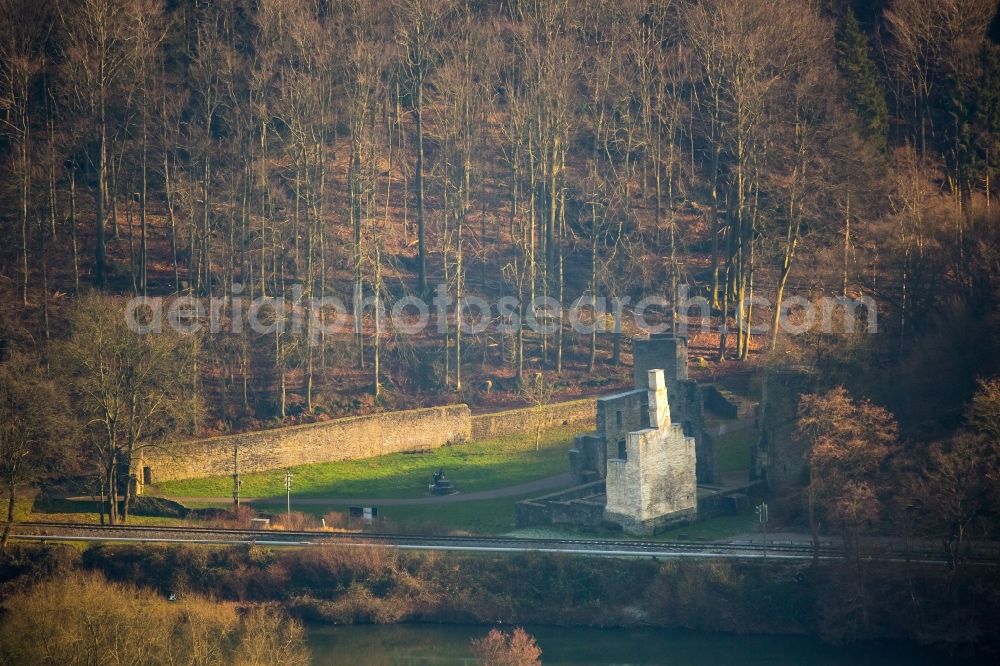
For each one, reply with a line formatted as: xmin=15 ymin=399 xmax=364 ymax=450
xmin=0 ymin=352 xmax=70 ymax=551
xmin=0 ymin=0 xmax=53 ymax=305
xmin=396 ymin=0 xmax=455 ymax=293
xmin=59 ymin=0 xmax=144 ymax=288
xmin=965 ymin=376 xmax=1000 ymax=440
xmin=885 ymin=0 xmax=997 ymax=163
xmin=909 ymin=432 xmax=999 ymax=571
xmin=520 ymin=371 xmax=555 ymax=451
xmin=58 ymin=295 xmax=202 ymax=524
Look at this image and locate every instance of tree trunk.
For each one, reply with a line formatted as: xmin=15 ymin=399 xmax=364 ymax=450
xmin=96 ymin=113 xmax=107 ymax=287
xmin=589 ymin=199 xmax=598 ymax=373
xmin=808 ymin=485 xmax=820 ymax=565
xmin=140 ymin=109 xmax=148 ymax=296
xmin=70 ymin=165 xmax=80 ymax=293
xmin=415 ymin=80 xmax=427 ymax=292
xmin=19 ymin=136 xmax=30 ymax=306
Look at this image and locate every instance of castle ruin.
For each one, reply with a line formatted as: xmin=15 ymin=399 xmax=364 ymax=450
xmin=570 ymin=334 xmax=712 ymax=487
xmin=517 ymin=333 xmax=735 ymax=535
xmin=603 ymin=369 xmax=698 ymax=533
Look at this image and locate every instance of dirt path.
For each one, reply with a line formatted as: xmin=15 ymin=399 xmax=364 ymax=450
xmin=167 ymin=472 xmax=575 ymax=507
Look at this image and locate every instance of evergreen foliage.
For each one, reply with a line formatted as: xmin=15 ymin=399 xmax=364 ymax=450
xmin=836 ymin=9 xmax=890 ymax=151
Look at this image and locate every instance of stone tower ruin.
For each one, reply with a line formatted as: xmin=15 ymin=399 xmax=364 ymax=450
xmin=603 ymin=369 xmax=698 ymax=533
xmin=569 ymin=333 xmax=711 ymax=485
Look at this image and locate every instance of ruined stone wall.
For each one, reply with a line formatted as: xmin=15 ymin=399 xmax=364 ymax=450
xmin=596 ymin=390 xmax=647 ymax=466
xmin=569 ymin=390 xmax=646 ymax=484
xmin=639 ymin=425 xmax=697 ymax=519
xmin=630 ymin=335 xmax=711 ymax=483
xmin=604 ymin=372 xmax=698 ymax=535
xmin=514 ymin=480 xmax=608 ymax=529
xmin=569 ymin=381 xmax=713 ymax=485
xmin=704 ymin=384 xmax=756 ymax=419
xmin=569 ymin=434 xmax=605 ymax=483
xmin=141 ymin=404 xmax=473 ymax=483
xmin=632 ymin=334 xmax=688 ymax=387
xmin=675 ymin=379 xmax=711 ymax=483
xmin=469 ymin=397 xmax=596 ymax=440
xmin=755 ymin=367 xmax=818 ymax=492
xmin=141 ymin=397 xmax=599 ymax=484
xmin=604 ymin=424 xmax=697 ymax=533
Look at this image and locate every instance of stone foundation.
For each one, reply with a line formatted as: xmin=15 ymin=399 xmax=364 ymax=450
xmin=516 ymin=479 xmax=765 ymax=534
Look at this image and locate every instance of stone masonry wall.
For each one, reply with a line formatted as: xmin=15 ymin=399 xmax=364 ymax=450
xmin=631 ymin=334 xmax=712 ymax=483
xmin=569 ymin=390 xmax=645 ymax=484
xmin=604 ymin=372 xmax=698 ymax=534
xmin=142 ymin=405 xmax=472 ymax=483
xmin=470 ymin=398 xmax=596 ymax=440
xmin=141 ymin=398 xmax=597 ymax=484
xmin=755 ymin=367 xmax=818 ymax=492
xmin=596 ymin=390 xmax=648 ymax=464
xmin=632 ymin=333 xmax=688 ymax=387
xmin=604 ymin=425 xmax=698 ymax=534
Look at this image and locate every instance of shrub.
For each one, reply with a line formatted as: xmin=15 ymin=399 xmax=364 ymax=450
xmin=284 ymin=544 xmax=396 ymax=590
xmin=203 ymin=505 xmax=257 ymax=529
xmin=322 ymin=510 xmax=347 ymax=529
xmin=0 ymin=573 xmax=309 ymax=665
xmin=470 ymin=627 xmax=542 ymax=666
xmin=0 ymin=544 xmax=81 ymax=599
xmin=271 ymin=511 xmax=319 ymax=531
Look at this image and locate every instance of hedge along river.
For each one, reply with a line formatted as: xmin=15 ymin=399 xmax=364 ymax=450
xmin=305 ymin=623 xmax=966 ymax=665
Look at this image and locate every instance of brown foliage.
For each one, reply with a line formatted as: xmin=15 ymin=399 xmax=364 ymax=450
xmin=322 ymin=510 xmax=348 ymax=529
xmin=966 ymin=376 xmax=1000 ymax=442
xmin=470 ymin=627 xmax=542 ymax=666
xmin=798 ymin=388 xmax=898 ymax=491
xmin=0 ymin=572 xmax=309 ymax=666
xmin=0 ymin=352 xmax=74 ymax=551
xmin=907 ymin=431 xmax=1000 ymax=569
xmin=796 ymin=387 xmax=899 ymax=547
xmin=271 ymin=510 xmax=320 ymax=531
xmin=204 ymin=504 xmax=258 ymax=529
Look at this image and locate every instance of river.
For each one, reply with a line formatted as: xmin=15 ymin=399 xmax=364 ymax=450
xmin=307 ymin=624 xmax=959 ymax=665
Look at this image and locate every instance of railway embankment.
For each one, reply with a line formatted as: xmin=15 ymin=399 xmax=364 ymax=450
xmin=1 ymin=538 xmax=997 ymax=655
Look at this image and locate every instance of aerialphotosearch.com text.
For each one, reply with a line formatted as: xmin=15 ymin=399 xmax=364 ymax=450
xmin=124 ymin=284 xmax=877 ymax=342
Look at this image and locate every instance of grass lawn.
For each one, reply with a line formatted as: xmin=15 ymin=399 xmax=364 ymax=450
xmin=651 ymin=513 xmax=758 ymax=542
xmin=18 ymin=492 xmax=530 ymax=536
xmin=152 ymin=425 xmax=582 ymax=501
xmin=713 ymin=426 xmax=757 ymax=474
xmin=248 ymin=493 xmax=536 ymax=535
xmin=12 ymin=496 xmax=193 ymax=527
xmin=21 ymin=420 xmax=760 ymax=539
xmin=508 ymin=513 xmax=758 ymax=543
xmin=18 ymin=494 xmax=529 ymax=536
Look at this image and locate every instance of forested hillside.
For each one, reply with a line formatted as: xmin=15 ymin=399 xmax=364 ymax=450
xmin=2 ymin=0 xmax=1000 ymax=436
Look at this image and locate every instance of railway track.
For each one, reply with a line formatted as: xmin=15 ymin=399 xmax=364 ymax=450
xmin=12 ymin=521 xmax=997 ymax=564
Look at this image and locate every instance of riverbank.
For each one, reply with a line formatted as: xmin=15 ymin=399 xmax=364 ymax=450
xmin=305 ymin=623 xmax=966 ymax=665
xmin=1 ymin=542 xmax=996 ymax=659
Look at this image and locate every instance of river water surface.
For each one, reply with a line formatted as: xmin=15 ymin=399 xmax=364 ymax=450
xmin=307 ymin=623 xmax=959 ymax=665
